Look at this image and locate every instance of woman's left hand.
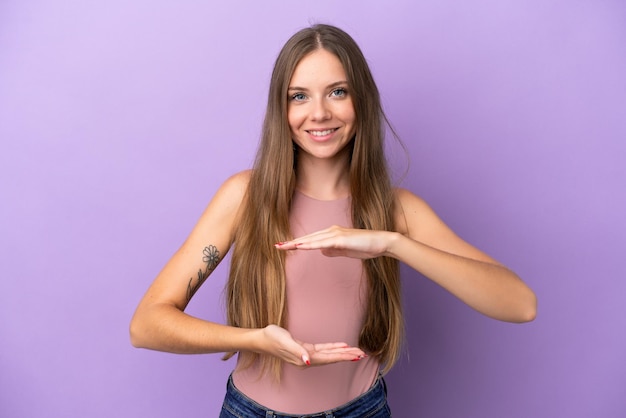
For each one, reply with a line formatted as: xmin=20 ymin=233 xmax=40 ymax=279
xmin=275 ymin=225 xmax=396 ymax=259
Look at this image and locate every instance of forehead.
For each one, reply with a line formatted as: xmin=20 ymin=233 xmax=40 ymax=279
xmin=289 ymin=49 xmax=347 ymax=86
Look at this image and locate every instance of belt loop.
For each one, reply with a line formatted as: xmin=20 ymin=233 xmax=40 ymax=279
xmin=265 ymin=411 xmax=274 ymax=418
xmin=325 ymin=412 xmax=333 ymax=418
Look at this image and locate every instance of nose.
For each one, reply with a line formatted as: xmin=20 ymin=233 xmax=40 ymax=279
xmin=310 ymin=98 xmax=331 ymax=121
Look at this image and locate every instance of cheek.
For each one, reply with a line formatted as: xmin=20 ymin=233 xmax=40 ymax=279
xmin=287 ymin=108 xmax=302 ymax=132
xmin=340 ymin=109 xmax=356 ymax=131
xmin=343 ymin=109 xmax=357 ymax=137
xmin=335 ymin=101 xmax=356 ymax=124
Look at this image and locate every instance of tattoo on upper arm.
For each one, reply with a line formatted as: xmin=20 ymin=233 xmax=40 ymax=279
xmin=186 ymin=245 xmax=221 ymax=302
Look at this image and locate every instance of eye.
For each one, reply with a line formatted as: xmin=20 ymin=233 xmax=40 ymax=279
xmin=290 ymin=92 xmax=307 ymax=102
xmin=330 ymin=88 xmax=347 ymax=98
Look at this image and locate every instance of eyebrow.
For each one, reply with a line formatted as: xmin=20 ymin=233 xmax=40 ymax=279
xmin=288 ymin=81 xmax=349 ymax=91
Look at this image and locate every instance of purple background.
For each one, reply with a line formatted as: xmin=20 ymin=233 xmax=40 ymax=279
xmin=1 ymin=1 xmax=625 ymax=417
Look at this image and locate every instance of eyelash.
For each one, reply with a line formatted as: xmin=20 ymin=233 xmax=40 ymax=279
xmin=289 ymin=88 xmax=348 ymax=101
xmin=290 ymin=93 xmax=307 ymax=101
xmin=330 ymin=88 xmax=347 ymax=97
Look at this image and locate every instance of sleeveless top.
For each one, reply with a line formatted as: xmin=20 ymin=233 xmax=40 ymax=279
xmin=231 ymin=190 xmax=379 ymax=414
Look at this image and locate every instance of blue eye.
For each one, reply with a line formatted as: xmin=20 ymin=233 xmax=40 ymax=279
xmin=330 ymin=88 xmax=347 ymax=98
xmin=290 ymin=93 xmax=307 ymax=101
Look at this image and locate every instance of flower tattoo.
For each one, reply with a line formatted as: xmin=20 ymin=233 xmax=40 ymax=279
xmin=202 ymin=245 xmax=220 ymax=270
xmin=186 ymin=245 xmax=221 ymax=302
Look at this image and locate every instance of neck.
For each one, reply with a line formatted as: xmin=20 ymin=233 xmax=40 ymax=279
xmin=295 ymin=150 xmax=351 ymax=201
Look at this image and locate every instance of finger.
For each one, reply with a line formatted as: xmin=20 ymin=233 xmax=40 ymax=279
xmin=309 ymin=342 xmax=366 ymax=357
xmin=309 ymin=342 xmax=352 ymax=350
xmin=280 ymin=233 xmax=346 ymax=251
xmin=282 ymin=341 xmax=312 ymax=366
xmin=315 ymin=347 xmax=366 ymax=357
xmin=310 ymin=351 xmax=368 ymax=365
xmin=264 ymin=325 xmax=312 ymax=366
xmin=276 ymin=344 xmax=311 ymax=366
xmin=316 ymin=346 xmax=365 ymax=354
xmin=276 ymin=227 xmax=344 ymax=249
xmin=301 ymin=353 xmax=311 ymax=366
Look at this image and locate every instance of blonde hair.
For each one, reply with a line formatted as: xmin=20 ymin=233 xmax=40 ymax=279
xmin=224 ymin=24 xmax=403 ymax=379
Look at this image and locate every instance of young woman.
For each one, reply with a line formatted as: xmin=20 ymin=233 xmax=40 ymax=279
xmin=130 ymin=24 xmax=537 ymax=417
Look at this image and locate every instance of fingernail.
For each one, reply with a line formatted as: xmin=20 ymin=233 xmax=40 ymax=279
xmin=306 ymin=360 xmax=311 ymax=366
xmin=351 ymin=357 xmax=361 ymax=362
xmin=302 ymin=354 xmax=310 ymax=366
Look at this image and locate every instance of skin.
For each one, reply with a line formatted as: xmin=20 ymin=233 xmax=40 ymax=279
xmin=130 ymin=48 xmax=536 ymax=371
xmin=287 ymin=49 xmax=356 ymax=176
xmin=288 ymin=48 xmax=356 ymax=199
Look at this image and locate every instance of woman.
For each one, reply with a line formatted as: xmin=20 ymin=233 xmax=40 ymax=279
xmin=130 ymin=24 xmax=536 ymax=417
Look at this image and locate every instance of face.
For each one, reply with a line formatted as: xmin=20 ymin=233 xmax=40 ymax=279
xmin=287 ymin=49 xmax=356 ymax=163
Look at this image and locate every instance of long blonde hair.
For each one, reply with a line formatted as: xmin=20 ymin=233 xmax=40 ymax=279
xmin=225 ymin=24 xmax=403 ymax=379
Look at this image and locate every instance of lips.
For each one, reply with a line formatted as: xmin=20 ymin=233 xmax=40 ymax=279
xmin=307 ymin=128 xmax=338 ymax=137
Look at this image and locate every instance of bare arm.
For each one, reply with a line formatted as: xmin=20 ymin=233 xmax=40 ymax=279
xmin=129 ymin=171 xmax=365 ymax=365
xmin=276 ymin=188 xmax=537 ymax=323
xmin=129 ymin=171 xmax=252 ymax=353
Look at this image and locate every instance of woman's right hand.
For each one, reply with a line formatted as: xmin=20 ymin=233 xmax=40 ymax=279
xmin=260 ymin=324 xmax=366 ymax=367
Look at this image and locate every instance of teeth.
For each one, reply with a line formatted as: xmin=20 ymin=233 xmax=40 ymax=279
xmin=309 ymin=129 xmax=335 ymax=136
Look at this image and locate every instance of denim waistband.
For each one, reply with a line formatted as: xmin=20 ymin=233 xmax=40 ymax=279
xmin=220 ymin=373 xmax=390 ymax=418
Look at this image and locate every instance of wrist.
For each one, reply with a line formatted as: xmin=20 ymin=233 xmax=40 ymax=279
xmin=384 ymin=231 xmax=403 ymax=258
xmin=244 ymin=327 xmax=267 ymax=355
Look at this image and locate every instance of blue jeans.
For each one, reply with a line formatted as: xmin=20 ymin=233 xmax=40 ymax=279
xmin=220 ymin=373 xmax=392 ymax=418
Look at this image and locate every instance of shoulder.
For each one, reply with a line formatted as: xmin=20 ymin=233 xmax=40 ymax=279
xmin=221 ymin=169 xmax=251 ymax=192
xmin=191 ymin=170 xmax=252 ymax=240
xmin=393 ymin=187 xmax=428 ymax=211
xmin=211 ymin=169 xmax=252 ymax=209
xmin=392 ymin=187 xmax=447 ymax=239
xmin=392 ymin=187 xmax=427 ymax=233
xmin=221 ymin=169 xmax=252 ymax=193
xmin=392 ymin=187 xmax=502 ymax=265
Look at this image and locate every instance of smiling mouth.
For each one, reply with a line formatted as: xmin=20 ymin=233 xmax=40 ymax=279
xmin=307 ymin=128 xmax=338 ymax=137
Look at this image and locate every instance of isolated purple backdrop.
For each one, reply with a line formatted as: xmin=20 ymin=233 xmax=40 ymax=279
xmin=1 ymin=1 xmax=625 ymax=417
